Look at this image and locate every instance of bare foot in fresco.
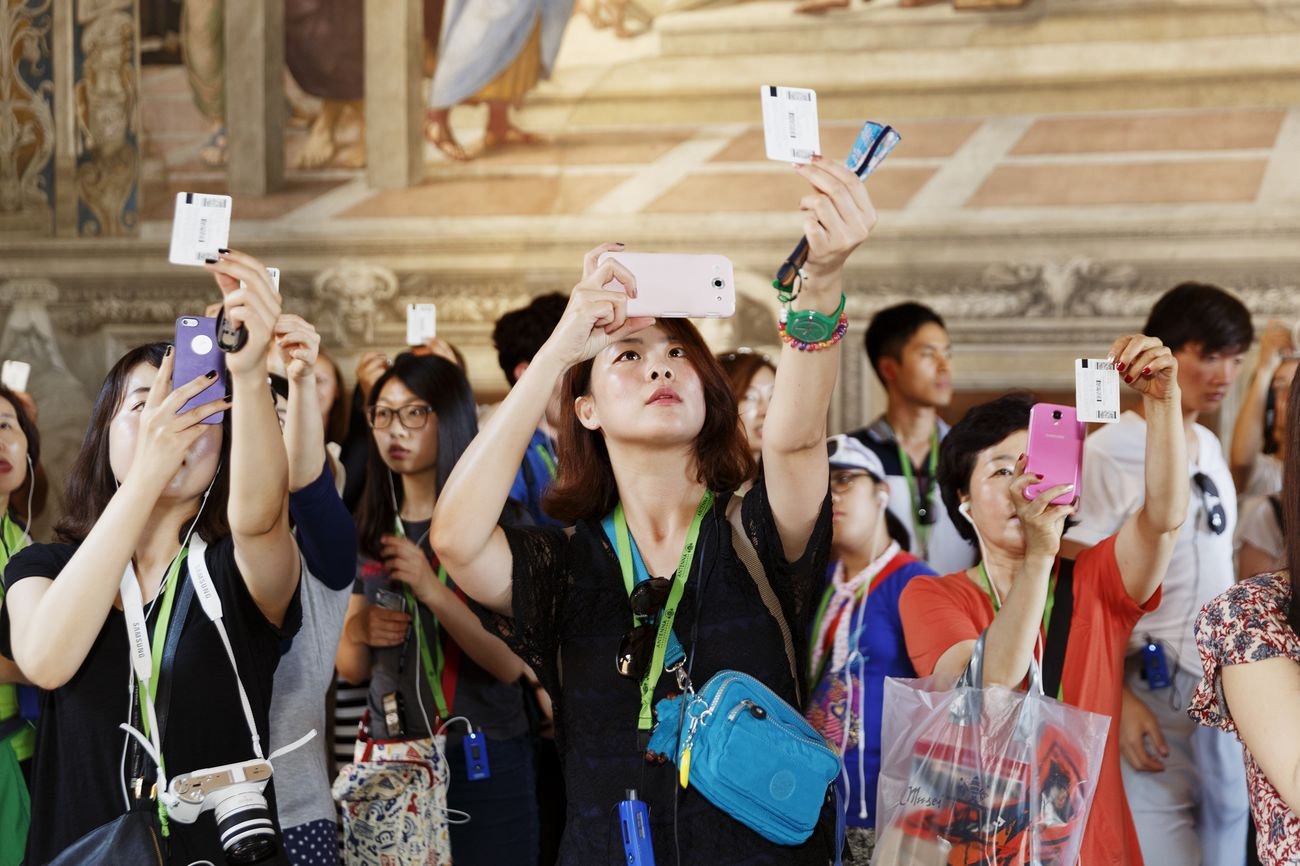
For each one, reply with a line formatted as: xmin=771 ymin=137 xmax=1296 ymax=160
xmin=424 ymin=111 xmax=471 ymax=162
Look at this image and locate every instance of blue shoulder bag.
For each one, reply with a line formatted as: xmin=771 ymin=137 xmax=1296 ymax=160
xmin=645 ymin=495 xmax=844 ymax=857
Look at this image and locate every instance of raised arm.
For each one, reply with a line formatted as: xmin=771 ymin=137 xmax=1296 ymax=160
xmin=277 ymin=314 xmax=328 ymax=493
xmin=762 ymin=158 xmax=876 ymax=560
xmin=207 ymin=251 xmax=300 ymax=625
xmin=1230 ymin=322 xmax=1292 ymax=492
xmin=431 ymin=256 xmax=650 ymax=615
xmin=6 ymin=353 xmax=226 ymax=688
xmin=1108 ymin=335 xmax=1188 ymax=604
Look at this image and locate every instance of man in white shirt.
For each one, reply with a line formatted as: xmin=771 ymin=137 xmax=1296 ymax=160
xmin=1065 ymin=282 xmax=1254 ymax=866
xmin=849 ymin=303 xmax=976 ymax=575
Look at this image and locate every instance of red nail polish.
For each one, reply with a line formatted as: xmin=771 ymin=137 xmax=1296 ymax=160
xmin=1116 ymin=362 xmax=1126 ymax=372
xmin=1141 ymin=367 xmax=1151 ymax=376
xmin=1124 ymin=375 xmax=1133 ymax=383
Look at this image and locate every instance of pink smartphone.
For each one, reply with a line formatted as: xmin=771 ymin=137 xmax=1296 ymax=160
xmin=596 ymin=251 xmax=735 ymax=319
xmin=1024 ymin=403 xmax=1084 ymax=505
xmin=173 ymin=316 xmax=227 ymax=425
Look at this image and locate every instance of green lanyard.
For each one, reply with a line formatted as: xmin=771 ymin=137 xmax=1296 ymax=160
xmin=393 ymin=520 xmax=452 ymax=721
xmin=975 ymin=561 xmax=1064 ymax=699
xmin=534 ymin=443 xmax=557 ymax=480
xmin=135 ymin=551 xmax=191 ymax=748
xmin=896 ymin=427 xmax=940 ymax=553
xmin=613 ymin=490 xmax=714 ymax=732
xmin=0 ymin=514 xmax=27 ymax=597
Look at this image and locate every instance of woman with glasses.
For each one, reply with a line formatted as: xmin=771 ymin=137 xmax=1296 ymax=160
xmin=1192 ymin=370 xmax=1300 ymax=866
xmin=899 ymin=334 xmax=1189 ymax=866
xmin=334 ymin=353 xmax=536 ymax=865
xmin=430 ymin=159 xmax=876 ymax=864
xmin=805 ymin=434 xmax=935 ymax=865
xmin=718 ymin=348 xmax=776 ymax=462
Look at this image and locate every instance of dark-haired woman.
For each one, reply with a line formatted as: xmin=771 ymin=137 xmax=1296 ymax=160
xmin=0 ymin=384 xmax=46 ymax=864
xmin=431 ymin=159 xmax=875 ymax=863
xmin=0 ymin=252 xmax=302 ymax=865
xmin=333 ymin=353 xmax=536 ymax=865
xmin=1192 ymin=369 xmax=1300 ymax=866
xmin=897 ymin=335 xmax=1188 ymax=866
xmin=718 ymin=348 xmax=776 ymax=461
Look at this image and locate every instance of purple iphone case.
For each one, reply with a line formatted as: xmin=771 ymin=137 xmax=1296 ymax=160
xmin=173 ymin=316 xmax=227 ymax=425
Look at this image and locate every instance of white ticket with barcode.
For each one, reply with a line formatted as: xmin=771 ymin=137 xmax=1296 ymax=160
xmin=407 ymin=303 xmax=437 ymax=346
xmin=760 ymin=85 xmax=820 ymax=164
xmin=1076 ymin=358 xmax=1121 ymax=423
xmin=169 ymin=192 xmax=232 ymax=266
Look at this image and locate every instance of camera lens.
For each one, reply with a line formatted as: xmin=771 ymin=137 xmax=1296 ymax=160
xmin=1052 ymin=410 xmax=1063 ymax=421
xmin=211 ymin=787 xmax=277 ymax=864
xmin=711 ymin=278 xmax=724 ymax=289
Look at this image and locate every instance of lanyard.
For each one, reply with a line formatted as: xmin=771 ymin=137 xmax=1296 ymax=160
xmin=613 ymin=490 xmax=714 ymax=732
xmin=975 ymin=561 xmax=1065 ymax=700
xmin=534 ymin=442 xmax=557 ymax=480
xmin=807 ymin=544 xmax=900 ymax=687
xmin=393 ymin=520 xmax=455 ymax=722
xmin=121 ymin=551 xmax=190 ymax=750
xmin=896 ymin=427 xmax=939 ymax=555
xmin=0 ymin=514 xmax=28 ymax=599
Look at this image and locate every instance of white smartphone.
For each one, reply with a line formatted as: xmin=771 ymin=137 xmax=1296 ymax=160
xmin=596 ymin=252 xmax=735 ymax=319
xmin=1 ymin=360 xmax=31 ymax=393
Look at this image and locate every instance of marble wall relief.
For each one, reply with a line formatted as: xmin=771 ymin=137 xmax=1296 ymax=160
xmin=0 ymin=0 xmax=55 ymax=236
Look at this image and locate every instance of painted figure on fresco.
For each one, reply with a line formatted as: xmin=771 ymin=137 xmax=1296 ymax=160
xmin=424 ymin=0 xmax=575 ymax=161
xmin=287 ymin=0 xmax=365 ymax=169
xmin=178 ymin=0 xmax=224 ymax=165
xmin=75 ymin=6 xmax=139 ymax=236
xmin=0 ymin=0 xmax=55 ymax=232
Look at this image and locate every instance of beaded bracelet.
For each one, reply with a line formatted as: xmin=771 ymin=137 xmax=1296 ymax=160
xmin=778 ymin=311 xmax=849 ymax=351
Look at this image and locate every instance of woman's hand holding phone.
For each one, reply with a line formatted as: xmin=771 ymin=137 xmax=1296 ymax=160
xmin=1108 ymin=334 xmax=1178 ymax=405
xmin=1010 ymin=454 xmax=1076 ymax=561
xmin=204 ymin=250 xmax=283 ymax=377
xmin=133 ymin=348 xmax=229 ymax=490
xmin=793 ymin=157 xmax=877 ymax=303
xmin=541 ymin=259 xmax=655 ymax=369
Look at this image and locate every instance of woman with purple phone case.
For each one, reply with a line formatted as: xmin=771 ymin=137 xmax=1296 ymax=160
xmin=0 ymin=251 xmax=304 ymax=866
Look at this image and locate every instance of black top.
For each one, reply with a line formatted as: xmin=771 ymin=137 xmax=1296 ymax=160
xmin=482 ymin=481 xmax=837 ymax=865
xmin=1 ymin=536 xmax=301 ymax=866
xmin=355 ymin=518 xmax=528 ymax=745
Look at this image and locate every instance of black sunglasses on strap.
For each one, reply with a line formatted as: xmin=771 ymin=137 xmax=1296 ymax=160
xmin=615 ymin=577 xmax=673 ymax=680
xmin=1193 ymin=472 xmax=1227 ymax=535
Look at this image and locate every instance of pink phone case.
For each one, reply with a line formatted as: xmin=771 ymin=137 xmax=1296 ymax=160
xmin=173 ymin=316 xmax=227 ymax=425
xmin=596 ymin=252 xmax=735 ymax=319
xmin=1025 ymin=403 xmax=1084 ymax=505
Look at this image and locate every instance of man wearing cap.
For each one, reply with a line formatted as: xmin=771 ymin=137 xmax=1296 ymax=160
xmin=805 ymin=435 xmax=939 ymax=865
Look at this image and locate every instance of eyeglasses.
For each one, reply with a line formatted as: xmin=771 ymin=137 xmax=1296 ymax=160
xmin=615 ymin=577 xmax=672 ymax=680
xmin=1193 ymin=472 xmax=1227 ymax=535
xmin=830 ymin=471 xmax=872 ymax=495
xmin=366 ymin=404 xmax=433 ymax=430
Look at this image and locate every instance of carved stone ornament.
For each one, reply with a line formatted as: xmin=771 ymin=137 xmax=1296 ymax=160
xmin=313 ymin=259 xmax=400 ymax=346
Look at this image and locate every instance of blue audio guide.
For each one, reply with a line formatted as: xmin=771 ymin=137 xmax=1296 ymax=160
xmin=463 ymin=732 xmax=491 ymax=781
xmin=618 ymin=789 xmax=655 ymax=866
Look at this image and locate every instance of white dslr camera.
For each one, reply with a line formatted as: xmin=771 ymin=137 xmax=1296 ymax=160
xmin=163 ymin=757 xmax=277 ymax=864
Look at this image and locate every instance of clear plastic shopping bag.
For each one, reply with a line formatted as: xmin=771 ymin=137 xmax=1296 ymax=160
xmin=872 ymin=635 xmax=1110 ymax=866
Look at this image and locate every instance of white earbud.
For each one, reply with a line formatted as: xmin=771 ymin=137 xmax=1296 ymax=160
xmin=877 ymin=492 xmax=889 ymax=507
xmin=958 ymin=500 xmax=974 ymax=525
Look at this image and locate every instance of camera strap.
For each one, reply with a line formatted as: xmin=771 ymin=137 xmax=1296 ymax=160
xmin=612 ymin=489 xmax=714 ymax=733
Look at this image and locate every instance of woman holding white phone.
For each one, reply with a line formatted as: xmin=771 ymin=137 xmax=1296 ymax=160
xmin=0 ymin=252 xmax=302 ymax=866
xmin=431 ymin=157 xmax=874 ymax=863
